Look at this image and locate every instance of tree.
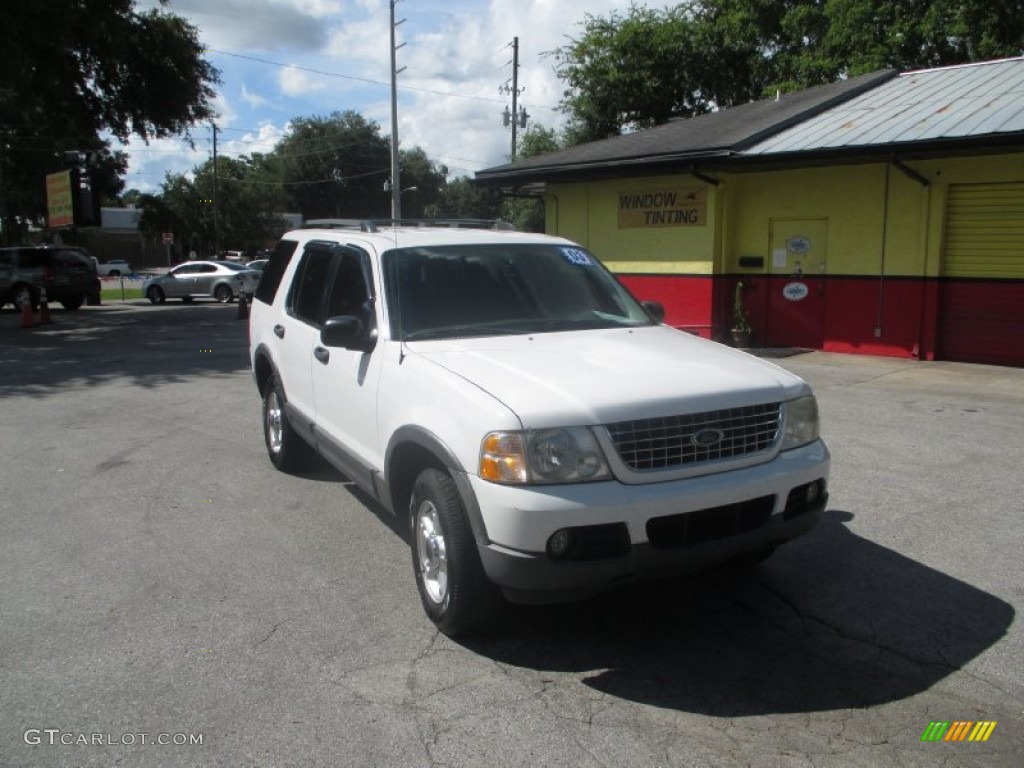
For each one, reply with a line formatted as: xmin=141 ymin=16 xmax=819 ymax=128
xmin=275 ymin=112 xmax=392 ymax=220
xmin=138 ymin=156 xmax=287 ymax=258
xmin=552 ymin=5 xmax=701 ymax=142
xmin=498 ymin=126 xmax=563 ymax=232
xmin=395 ymin=147 xmax=448 ymax=218
xmin=550 ymin=0 xmax=1024 ymax=142
xmin=426 ymin=178 xmax=502 ymax=221
xmin=0 ymin=0 xmax=219 ymax=242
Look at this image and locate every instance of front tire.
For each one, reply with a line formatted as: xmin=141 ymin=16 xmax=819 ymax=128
xmin=262 ymin=374 xmax=313 ymax=472
xmin=146 ymin=286 xmax=165 ymax=304
xmin=214 ymin=284 xmax=233 ymax=303
xmin=410 ymin=468 xmax=502 ymax=636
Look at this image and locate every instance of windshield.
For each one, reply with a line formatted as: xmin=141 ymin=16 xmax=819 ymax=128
xmin=384 ymin=243 xmax=654 ymax=341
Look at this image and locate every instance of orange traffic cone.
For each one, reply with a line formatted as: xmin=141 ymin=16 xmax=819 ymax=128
xmin=20 ymin=297 xmax=35 ymax=329
xmin=38 ymin=288 xmax=54 ymax=325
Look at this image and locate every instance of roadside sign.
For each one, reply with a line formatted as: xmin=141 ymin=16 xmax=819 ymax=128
xmin=162 ymin=232 xmax=174 ymax=244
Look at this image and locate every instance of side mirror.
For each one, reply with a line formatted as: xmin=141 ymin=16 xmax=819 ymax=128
xmin=641 ymin=300 xmax=665 ymax=323
xmin=321 ymin=315 xmax=377 ymax=352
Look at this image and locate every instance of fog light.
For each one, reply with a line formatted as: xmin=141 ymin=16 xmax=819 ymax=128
xmin=547 ymin=529 xmax=572 ymax=559
xmin=806 ymin=481 xmax=820 ymax=504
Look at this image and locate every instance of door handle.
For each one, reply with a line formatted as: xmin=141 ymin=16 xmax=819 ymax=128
xmin=313 ymin=346 xmax=330 ymax=364
xmin=273 ymin=324 xmax=285 ymax=339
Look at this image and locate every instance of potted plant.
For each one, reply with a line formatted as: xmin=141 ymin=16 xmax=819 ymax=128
xmin=730 ymin=281 xmax=752 ymax=348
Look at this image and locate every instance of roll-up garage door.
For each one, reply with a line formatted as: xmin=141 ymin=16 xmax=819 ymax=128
xmin=938 ymin=182 xmax=1024 ymax=366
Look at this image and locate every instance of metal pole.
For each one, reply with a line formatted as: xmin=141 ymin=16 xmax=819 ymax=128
xmin=212 ymin=122 xmax=220 ymax=256
xmin=510 ymin=37 xmax=519 ymax=160
xmin=389 ymin=1 xmax=404 ymax=221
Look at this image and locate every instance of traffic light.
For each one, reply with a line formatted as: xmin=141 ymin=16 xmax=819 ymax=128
xmin=61 ymin=152 xmax=101 ymax=227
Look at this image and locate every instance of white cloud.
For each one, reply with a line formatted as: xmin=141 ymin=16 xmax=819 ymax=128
xmin=240 ymin=84 xmax=269 ymax=108
xmin=123 ymin=0 xmax=640 ymax=191
xmin=278 ymin=65 xmax=328 ymax=96
xmin=210 ymin=91 xmax=238 ymax=127
xmin=294 ymin=0 xmax=343 ymax=19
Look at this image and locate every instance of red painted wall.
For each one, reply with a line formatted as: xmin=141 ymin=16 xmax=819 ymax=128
xmin=611 ymin=272 xmax=1024 ymax=366
xmin=617 ymin=274 xmax=714 ymax=338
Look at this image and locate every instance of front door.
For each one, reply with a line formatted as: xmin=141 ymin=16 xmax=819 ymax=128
xmin=766 ymin=218 xmax=827 ymax=348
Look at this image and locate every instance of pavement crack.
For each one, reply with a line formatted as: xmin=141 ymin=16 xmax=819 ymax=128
xmin=255 ymin=617 xmax=293 ymax=646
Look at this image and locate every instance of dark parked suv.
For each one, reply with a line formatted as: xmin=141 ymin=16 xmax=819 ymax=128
xmin=0 ymin=245 xmax=101 ymax=311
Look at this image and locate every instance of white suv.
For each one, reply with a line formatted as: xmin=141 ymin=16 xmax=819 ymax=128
xmin=249 ymin=221 xmax=830 ymax=635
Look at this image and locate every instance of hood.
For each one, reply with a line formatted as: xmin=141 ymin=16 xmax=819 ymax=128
xmin=408 ymin=326 xmax=809 ymax=428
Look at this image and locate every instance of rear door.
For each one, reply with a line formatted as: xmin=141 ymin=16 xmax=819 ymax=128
xmin=277 ymin=242 xmax=335 ymax=430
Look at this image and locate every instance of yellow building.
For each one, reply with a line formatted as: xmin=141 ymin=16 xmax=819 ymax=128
xmin=477 ymin=58 xmax=1024 ymax=366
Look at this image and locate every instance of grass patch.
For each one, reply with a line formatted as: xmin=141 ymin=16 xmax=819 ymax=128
xmin=100 ymin=287 xmax=144 ymax=301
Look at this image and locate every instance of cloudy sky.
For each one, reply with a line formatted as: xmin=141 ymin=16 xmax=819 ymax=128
xmin=123 ymin=0 xmax=636 ymax=194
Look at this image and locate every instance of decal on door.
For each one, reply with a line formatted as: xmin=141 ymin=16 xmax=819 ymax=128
xmin=783 ymin=282 xmax=809 ymax=301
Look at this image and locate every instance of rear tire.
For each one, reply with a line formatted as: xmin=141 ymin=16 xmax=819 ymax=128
xmin=214 ymin=284 xmax=233 ymax=303
xmin=262 ymin=374 xmax=314 ymax=472
xmin=410 ymin=468 xmax=502 ymax=636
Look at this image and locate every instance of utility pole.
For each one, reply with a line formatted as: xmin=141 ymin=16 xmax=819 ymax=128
xmin=510 ymin=37 xmax=520 ymax=160
xmin=211 ymin=121 xmax=220 ymax=257
xmin=500 ymin=37 xmax=527 ymax=161
xmin=389 ymin=0 xmax=406 ymax=221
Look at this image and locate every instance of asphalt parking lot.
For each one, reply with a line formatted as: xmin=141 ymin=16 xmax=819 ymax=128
xmin=1 ymin=301 xmax=1022 ymax=767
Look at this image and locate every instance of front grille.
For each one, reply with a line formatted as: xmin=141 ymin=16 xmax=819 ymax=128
xmin=606 ymin=403 xmax=782 ymax=472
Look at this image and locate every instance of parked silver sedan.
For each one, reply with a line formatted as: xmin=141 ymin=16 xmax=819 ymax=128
xmin=143 ymin=260 xmax=261 ymax=304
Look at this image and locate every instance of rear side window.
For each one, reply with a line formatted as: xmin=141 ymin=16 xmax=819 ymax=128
xmin=54 ymin=250 xmax=90 ymax=268
xmin=255 ymin=239 xmax=298 ymax=305
xmin=18 ymin=250 xmax=50 ymax=269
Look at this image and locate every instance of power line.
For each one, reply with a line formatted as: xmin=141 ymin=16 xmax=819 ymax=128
xmin=209 ymin=48 xmax=557 ymax=111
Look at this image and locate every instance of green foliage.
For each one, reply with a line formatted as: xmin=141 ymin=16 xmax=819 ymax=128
xmin=425 ymin=178 xmax=502 ymax=220
xmin=0 ymin=0 xmax=219 ymax=241
xmin=137 ymin=156 xmax=287 ymax=257
xmin=497 ymin=125 xmax=563 ymax=232
xmin=395 ymin=147 xmax=448 ymax=219
xmin=275 ymin=111 xmax=391 ymax=220
xmin=551 ymin=0 xmax=1024 ymax=141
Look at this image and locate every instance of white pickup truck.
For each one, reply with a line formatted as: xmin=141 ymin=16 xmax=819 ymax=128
xmin=95 ymin=259 xmax=132 ymax=277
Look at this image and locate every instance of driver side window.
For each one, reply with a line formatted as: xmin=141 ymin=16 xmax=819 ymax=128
xmin=325 ymin=250 xmax=372 ymax=322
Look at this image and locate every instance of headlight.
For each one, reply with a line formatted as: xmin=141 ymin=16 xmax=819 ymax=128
xmin=782 ymin=395 xmax=820 ymax=450
xmin=480 ymin=427 xmax=611 ymax=485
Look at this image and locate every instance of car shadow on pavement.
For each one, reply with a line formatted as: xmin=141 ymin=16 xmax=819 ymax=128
xmin=0 ymin=304 xmax=252 ymax=395
xmin=458 ymin=509 xmax=1014 ymax=716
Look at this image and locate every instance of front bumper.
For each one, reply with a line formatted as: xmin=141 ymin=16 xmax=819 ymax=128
xmin=467 ymin=439 xmax=830 ymax=602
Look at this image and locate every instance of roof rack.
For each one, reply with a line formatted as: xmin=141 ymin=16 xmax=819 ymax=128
xmin=301 ymin=218 xmax=517 ymax=232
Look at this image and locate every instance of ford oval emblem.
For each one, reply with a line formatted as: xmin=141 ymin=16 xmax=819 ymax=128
xmin=691 ymin=428 xmax=724 ymax=447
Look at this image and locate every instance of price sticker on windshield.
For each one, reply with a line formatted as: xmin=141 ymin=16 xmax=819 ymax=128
xmin=561 ymin=247 xmax=594 ymax=266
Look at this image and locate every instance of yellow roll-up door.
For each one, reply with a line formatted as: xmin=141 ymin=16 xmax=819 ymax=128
xmin=943 ymin=182 xmax=1024 ymax=278
xmin=938 ymin=182 xmax=1024 ymax=366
